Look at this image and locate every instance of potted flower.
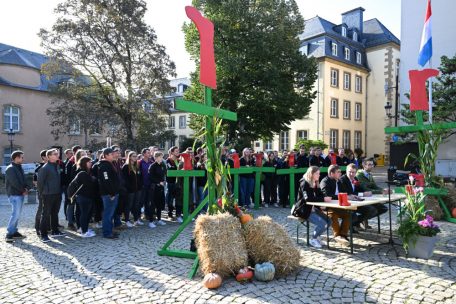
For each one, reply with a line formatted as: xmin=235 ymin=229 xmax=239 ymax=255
xmin=398 ymin=177 xmax=441 ymax=259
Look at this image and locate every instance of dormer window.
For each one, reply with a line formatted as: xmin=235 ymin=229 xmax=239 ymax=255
xmin=341 ymin=27 xmax=347 ymax=37
xmin=345 ymin=47 xmax=350 ymax=61
xmin=356 ymin=52 xmax=362 ymax=64
xmin=353 ymin=32 xmax=358 ymax=42
xmin=331 ymin=42 xmax=338 ymax=56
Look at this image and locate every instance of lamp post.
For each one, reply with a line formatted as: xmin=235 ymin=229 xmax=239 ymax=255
xmin=384 ymin=68 xmax=400 ymax=127
xmin=7 ymin=128 xmax=15 ymax=160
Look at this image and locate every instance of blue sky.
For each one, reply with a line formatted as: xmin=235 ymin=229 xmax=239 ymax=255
xmin=0 ymin=0 xmax=401 ymax=78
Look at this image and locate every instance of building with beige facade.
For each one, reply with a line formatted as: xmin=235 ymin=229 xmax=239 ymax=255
xmin=255 ymin=7 xmax=400 ymax=160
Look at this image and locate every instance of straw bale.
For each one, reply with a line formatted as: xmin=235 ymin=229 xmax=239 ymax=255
xmin=425 ymin=196 xmax=444 ymax=220
xmin=243 ymin=216 xmax=300 ymax=277
xmin=194 ymin=213 xmax=248 ymax=277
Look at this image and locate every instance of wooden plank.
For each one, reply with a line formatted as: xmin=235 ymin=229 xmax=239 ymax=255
xmin=167 ymin=170 xmax=205 ymax=177
xmin=385 ymin=122 xmax=456 ymax=134
xmin=175 ymin=99 xmax=237 ymax=121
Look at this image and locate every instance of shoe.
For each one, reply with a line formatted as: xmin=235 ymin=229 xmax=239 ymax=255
xmin=36 ymin=230 xmax=41 ymax=236
xmin=12 ymin=232 xmax=26 ymax=239
xmin=148 ymin=222 xmax=157 ymax=229
xmin=5 ymin=235 xmax=14 ymax=243
xmin=263 ymin=204 xmax=269 ymax=208
xmin=273 ymin=203 xmax=279 ymax=208
xmin=68 ymin=223 xmax=77 ymax=231
xmin=135 ymin=220 xmax=144 ymax=226
xmin=249 ymin=203 xmax=255 ymax=209
xmin=352 ymin=227 xmax=360 ymax=234
xmin=103 ymin=234 xmax=119 ymax=239
xmin=81 ymin=231 xmax=96 ymax=238
xmin=335 ymin=236 xmax=349 ymax=246
xmin=95 ymin=222 xmax=103 ymax=229
xmin=50 ymin=231 xmax=66 ymax=238
xmin=41 ymin=235 xmax=51 ymax=243
xmin=176 ymin=217 xmax=183 ymax=223
xmin=361 ymin=220 xmax=372 ymax=230
xmin=155 ymin=220 xmax=166 ymax=226
xmin=125 ymin=221 xmax=134 ymax=228
xmin=309 ymin=238 xmax=322 ymax=248
xmin=58 ymin=224 xmax=64 ymax=228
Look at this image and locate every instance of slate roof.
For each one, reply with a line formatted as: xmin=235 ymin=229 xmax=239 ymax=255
xmin=363 ymin=18 xmax=400 ymax=48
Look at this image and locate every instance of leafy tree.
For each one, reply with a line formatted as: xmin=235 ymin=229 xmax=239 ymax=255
xmin=183 ymin=0 xmax=317 ymax=145
xmin=135 ymin=111 xmax=176 ymax=151
xmin=39 ymin=0 xmax=176 ymax=147
xmin=294 ymin=139 xmax=328 ymax=151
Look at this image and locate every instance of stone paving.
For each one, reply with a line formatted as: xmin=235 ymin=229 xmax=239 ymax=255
xmin=1 ymin=200 xmax=455 ymax=304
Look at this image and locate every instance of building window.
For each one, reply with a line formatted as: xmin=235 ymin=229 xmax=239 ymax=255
xmin=264 ymin=140 xmax=273 ymax=150
xmin=356 ymin=52 xmax=362 ymax=64
xmin=169 ymin=116 xmax=175 ymax=129
xmin=330 ymin=129 xmax=339 ymax=150
xmin=330 ymin=68 xmax=339 ymax=87
xmin=178 ymin=135 xmax=186 ymax=146
xmin=353 ymin=32 xmax=358 ymax=42
xmin=341 ymin=27 xmax=347 ymax=37
xmin=343 ymin=130 xmax=351 ymax=149
xmin=90 ymin=119 xmax=102 ymax=135
xmin=297 ymin=130 xmax=308 ymax=141
xmin=179 ymin=115 xmax=186 ymax=129
xmin=169 ymin=137 xmax=175 ymax=148
xmin=355 ymin=76 xmax=362 ymax=93
xmin=343 ymin=72 xmax=351 ymax=90
xmin=355 ymin=103 xmax=362 ymax=120
xmin=331 ymin=42 xmax=338 ymax=56
xmin=159 ymin=141 xmax=165 ymax=150
xmin=354 ymin=131 xmax=362 ymax=149
xmin=343 ymin=101 xmax=351 ymax=119
xmin=330 ymin=98 xmax=339 ymax=118
xmin=69 ymin=118 xmax=81 ymax=135
xmin=3 ymin=147 xmax=14 ymax=165
xmin=344 ymin=47 xmax=350 ymax=61
xmin=279 ymin=131 xmax=289 ymax=151
xmin=3 ymin=105 xmax=20 ymax=132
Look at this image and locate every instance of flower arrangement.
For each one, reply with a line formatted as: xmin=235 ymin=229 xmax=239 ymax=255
xmin=398 ymin=176 xmax=441 ymax=251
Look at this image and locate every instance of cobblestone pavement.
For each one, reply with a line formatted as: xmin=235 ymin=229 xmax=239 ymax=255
xmin=1 ymin=200 xmax=455 ymax=304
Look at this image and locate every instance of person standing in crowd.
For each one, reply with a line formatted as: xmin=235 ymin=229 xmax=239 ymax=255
xmin=239 ymin=148 xmax=255 ymax=208
xmin=296 ymin=145 xmax=309 ymax=201
xmin=138 ymin=148 xmax=152 ymax=223
xmin=336 ymin=148 xmax=351 ymax=166
xmin=91 ymin=151 xmax=104 ymax=229
xmin=263 ymin=151 xmax=277 ymax=208
xmin=295 ymin=166 xmax=332 ymax=248
xmin=122 ymin=151 xmax=143 ymax=227
xmin=166 ymin=146 xmax=181 ymax=223
xmin=37 ymin=149 xmax=65 ymax=243
xmin=320 ymin=165 xmax=351 ymax=246
xmin=195 ymin=153 xmax=208 ymax=212
xmin=4 ymin=151 xmax=29 ymax=243
xmin=309 ymin=147 xmax=325 ymax=167
xmin=65 ymin=145 xmax=81 ymax=230
xmin=98 ymin=148 xmax=121 ymax=239
xmin=324 ymin=149 xmax=337 ymax=167
xmin=34 ymin=150 xmax=48 ymax=236
xmin=111 ymin=146 xmax=126 ymax=229
xmin=68 ymin=156 xmax=97 ymax=238
xmin=68 ymin=149 xmax=88 ymax=232
xmin=149 ymin=151 xmax=167 ymax=226
xmin=62 ymin=149 xmax=74 ymax=224
xmin=277 ymin=150 xmax=290 ymax=207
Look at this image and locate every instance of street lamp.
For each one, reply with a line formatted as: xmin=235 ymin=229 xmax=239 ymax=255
xmin=7 ymin=128 xmax=15 ymax=157
xmin=384 ymin=62 xmax=400 ymax=127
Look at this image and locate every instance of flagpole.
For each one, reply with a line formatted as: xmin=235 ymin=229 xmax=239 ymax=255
xmin=429 ymin=57 xmax=433 ymax=124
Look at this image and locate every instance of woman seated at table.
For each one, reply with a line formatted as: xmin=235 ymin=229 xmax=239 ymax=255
xmin=296 ymin=166 xmax=332 ymax=248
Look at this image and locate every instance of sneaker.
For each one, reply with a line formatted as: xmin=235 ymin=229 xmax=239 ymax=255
xmin=125 ymin=221 xmax=134 ymax=228
xmin=135 ymin=220 xmax=144 ymax=226
xmin=68 ymin=223 xmax=77 ymax=231
xmin=148 ymin=222 xmax=157 ymax=229
xmin=309 ymin=238 xmax=322 ymax=248
xmin=77 ymin=228 xmax=82 ymax=234
xmin=176 ymin=217 xmax=183 ymax=223
xmin=156 ymin=220 xmax=166 ymax=226
xmin=41 ymin=235 xmax=51 ymax=243
xmin=263 ymin=204 xmax=269 ymax=208
xmin=335 ymin=236 xmax=349 ymax=246
xmin=103 ymin=234 xmax=119 ymax=239
xmin=95 ymin=222 xmax=103 ymax=229
xmin=5 ymin=235 xmax=14 ymax=243
xmin=12 ymin=232 xmax=26 ymax=239
xmin=249 ymin=203 xmax=255 ymax=209
xmin=81 ymin=231 xmax=96 ymax=238
xmin=50 ymin=231 xmax=66 ymax=238
xmin=273 ymin=203 xmax=279 ymax=208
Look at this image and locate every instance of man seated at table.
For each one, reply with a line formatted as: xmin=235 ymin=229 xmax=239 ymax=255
xmin=339 ymin=164 xmax=377 ymax=231
xmin=320 ymin=165 xmax=351 ymax=245
xmin=356 ymin=159 xmax=388 ymax=227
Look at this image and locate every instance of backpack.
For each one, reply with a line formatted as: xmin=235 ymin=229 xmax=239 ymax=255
xmin=291 ymin=191 xmax=308 ymax=219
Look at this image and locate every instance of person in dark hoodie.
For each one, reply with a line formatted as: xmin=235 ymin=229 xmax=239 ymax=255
xmin=98 ymin=148 xmax=121 ymax=239
xmin=148 ymin=151 xmax=167 ymax=226
xmin=5 ymin=151 xmax=30 ymax=243
xmin=37 ymin=149 xmax=64 ymax=243
xmin=62 ymin=149 xmax=74 ymax=222
xmin=65 ymin=145 xmax=81 ymax=230
xmin=68 ymin=149 xmax=88 ymax=232
xmin=34 ymin=150 xmax=48 ymax=236
xmin=122 ymin=151 xmax=143 ymax=227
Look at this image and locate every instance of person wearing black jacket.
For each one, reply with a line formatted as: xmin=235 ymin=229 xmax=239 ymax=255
xmin=61 ymin=149 xmax=74 ymax=222
xmin=320 ymin=165 xmax=350 ymax=245
xmin=309 ymin=148 xmax=325 ymax=167
xmin=295 ymin=166 xmax=331 ymax=248
xmin=98 ymin=148 xmax=121 ymax=239
xmin=69 ymin=156 xmax=97 ymax=238
xmin=195 ymin=153 xmax=208 ymax=213
xmin=149 ymin=152 xmax=167 ymax=226
xmin=336 ymin=148 xmax=351 ymax=166
xmin=239 ymin=148 xmax=255 ymax=208
xmin=122 ymin=151 xmax=143 ymax=227
xmin=33 ymin=150 xmax=48 ymax=235
xmin=263 ymin=152 xmax=277 ymax=207
xmin=277 ymin=151 xmax=290 ymax=207
xmin=295 ymin=146 xmax=309 ymax=201
xmin=166 ymin=146 xmax=181 ymax=222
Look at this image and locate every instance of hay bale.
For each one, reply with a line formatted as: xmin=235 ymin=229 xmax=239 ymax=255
xmin=194 ymin=213 xmax=248 ymax=277
xmin=425 ymin=196 xmax=444 ymax=220
xmin=243 ymin=216 xmax=300 ymax=277
xmin=443 ymin=183 xmax=456 ymax=212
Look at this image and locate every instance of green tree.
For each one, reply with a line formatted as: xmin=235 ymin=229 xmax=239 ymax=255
xmin=183 ymin=0 xmax=317 ymax=145
xmin=39 ymin=0 xmax=176 ymax=147
xmin=295 ymin=139 xmax=328 ymax=151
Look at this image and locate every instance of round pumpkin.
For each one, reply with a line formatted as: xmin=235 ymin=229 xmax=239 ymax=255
xmin=254 ymin=262 xmax=275 ymax=282
xmin=452 ymin=208 xmax=456 ymax=218
xmin=202 ymin=273 xmax=222 ymax=289
xmin=240 ymin=214 xmax=253 ymax=224
xmin=235 ymin=267 xmax=254 ymax=282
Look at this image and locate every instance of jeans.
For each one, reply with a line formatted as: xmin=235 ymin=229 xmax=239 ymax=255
xmin=40 ymin=194 xmax=61 ymax=236
xmin=7 ymin=195 xmax=25 ymax=236
xmin=197 ymin=186 xmax=208 ymax=213
xmin=140 ymin=185 xmax=151 ymax=220
xmin=126 ymin=191 xmax=141 ymax=222
xmin=67 ymin=203 xmax=75 ymax=225
xmin=239 ymin=177 xmax=254 ymax=207
xmin=308 ymin=209 xmax=330 ymax=239
xmin=102 ymin=194 xmax=119 ymax=237
xmin=76 ymin=195 xmax=93 ymax=234
xmin=35 ymin=193 xmax=48 ymax=233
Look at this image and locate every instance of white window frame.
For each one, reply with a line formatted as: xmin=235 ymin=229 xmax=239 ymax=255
xmin=296 ymin=130 xmax=309 ymax=141
xmin=343 ymin=72 xmax=351 ymax=90
xmin=343 ymin=130 xmax=351 ymax=149
xmin=354 ymin=131 xmax=362 ymax=149
xmin=169 ymin=116 xmax=175 ymax=129
xmin=330 ymin=98 xmax=338 ymax=118
xmin=330 ymin=129 xmax=339 ymax=150
xmin=179 ymin=115 xmax=186 ymax=129
xmin=69 ymin=118 xmax=81 ymax=135
xmin=356 ymin=52 xmax=362 ymax=64
xmin=331 ymin=42 xmax=338 ymax=56
xmin=353 ymin=32 xmax=358 ymax=42
xmin=345 ymin=47 xmax=350 ymax=61
xmin=355 ymin=76 xmax=362 ymax=93
xmin=280 ymin=131 xmax=289 ymax=151
xmin=355 ymin=103 xmax=362 ymax=120
xmin=3 ymin=105 xmax=20 ymax=132
xmin=264 ymin=140 xmax=273 ymax=150
xmin=343 ymin=100 xmax=351 ymax=119
xmin=341 ymin=27 xmax=347 ymax=37
xmin=330 ymin=68 xmax=339 ymax=87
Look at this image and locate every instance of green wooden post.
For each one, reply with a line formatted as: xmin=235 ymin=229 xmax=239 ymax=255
xmin=252 ymin=167 xmax=275 ymax=209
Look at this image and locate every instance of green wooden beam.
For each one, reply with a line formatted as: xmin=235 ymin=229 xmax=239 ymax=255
xmin=188 ymin=256 xmax=200 ymax=279
xmin=175 ymin=99 xmax=237 ymax=121
xmin=167 ymin=170 xmax=205 ymax=177
xmin=157 ymin=249 xmax=197 ymax=259
xmin=385 ymin=122 xmax=456 ymax=134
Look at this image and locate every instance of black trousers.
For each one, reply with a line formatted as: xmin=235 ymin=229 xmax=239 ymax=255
xmin=40 ymin=194 xmax=61 ymax=236
xmin=151 ymin=184 xmax=165 ymax=220
xmin=34 ymin=193 xmax=49 ymax=233
xmin=279 ymin=176 xmax=289 ymax=206
xmin=92 ymin=196 xmax=103 ymax=222
xmin=263 ymin=176 xmax=274 ymax=204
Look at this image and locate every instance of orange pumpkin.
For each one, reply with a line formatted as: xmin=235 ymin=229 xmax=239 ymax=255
xmin=240 ymin=214 xmax=253 ymax=224
xmin=235 ymin=267 xmax=254 ymax=282
xmin=202 ymin=273 xmax=222 ymax=289
xmin=452 ymin=208 xmax=456 ymax=218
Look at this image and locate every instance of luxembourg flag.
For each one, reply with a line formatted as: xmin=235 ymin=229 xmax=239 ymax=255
xmin=418 ymin=0 xmax=432 ymax=67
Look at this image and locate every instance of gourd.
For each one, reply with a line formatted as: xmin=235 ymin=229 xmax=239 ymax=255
xmin=240 ymin=214 xmax=253 ymax=224
xmin=235 ymin=267 xmax=254 ymax=282
xmin=202 ymin=273 xmax=222 ymax=289
xmin=452 ymin=208 xmax=456 ymax=218
xmin=254 ymin=262 xmax=275 ymax=282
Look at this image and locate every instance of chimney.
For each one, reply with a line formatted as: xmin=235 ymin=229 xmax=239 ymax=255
xmin=341 ymin=7 xmax=365 ymax=33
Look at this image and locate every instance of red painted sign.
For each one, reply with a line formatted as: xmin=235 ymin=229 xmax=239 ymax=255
xmin=409 ymin=69 xmax=439 ymax=111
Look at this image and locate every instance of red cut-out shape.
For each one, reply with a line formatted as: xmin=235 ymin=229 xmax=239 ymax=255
xmin=288 ymin=153 xmax=295 ymax=167
xmin=409 ymin=69 xmax=439 ymax=111
xmin=254 ymin=153 xmax=264 ymax=167
xmin=185 ymin=6 xmax=217 ymax=89
xmin=231 ymin=153 xmax=240 ymax=168
xmin=330 ymin=153 xmax=337 ymax=165
xmin=180 ymin=153 xmax=193 ymax=170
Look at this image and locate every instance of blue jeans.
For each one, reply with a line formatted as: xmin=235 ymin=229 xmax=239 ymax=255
xmin=239 ymin=177 xmax=254 ymax=207
xmin=308 ymin=210 xmax=330 ymax=239
xmin=7 ymin=195 xmax=25 ymax=236
xmin=102 ymin=195 xmax=119 ymax=237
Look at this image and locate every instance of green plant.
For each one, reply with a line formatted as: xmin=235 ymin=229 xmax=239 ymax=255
xmin=294 ymin=139 xmax=328 ymax=151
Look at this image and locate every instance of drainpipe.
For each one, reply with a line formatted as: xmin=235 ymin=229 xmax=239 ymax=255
xmin=365 ymin=72 xmax=370 ymax=156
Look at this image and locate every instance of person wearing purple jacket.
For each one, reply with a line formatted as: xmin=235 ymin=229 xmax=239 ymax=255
xmin=138 ymin=148 xmax=153 ymax=223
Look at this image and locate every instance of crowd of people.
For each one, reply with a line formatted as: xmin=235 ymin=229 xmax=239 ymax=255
xmin=4 ymin=144 xmax=385 ymax=245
